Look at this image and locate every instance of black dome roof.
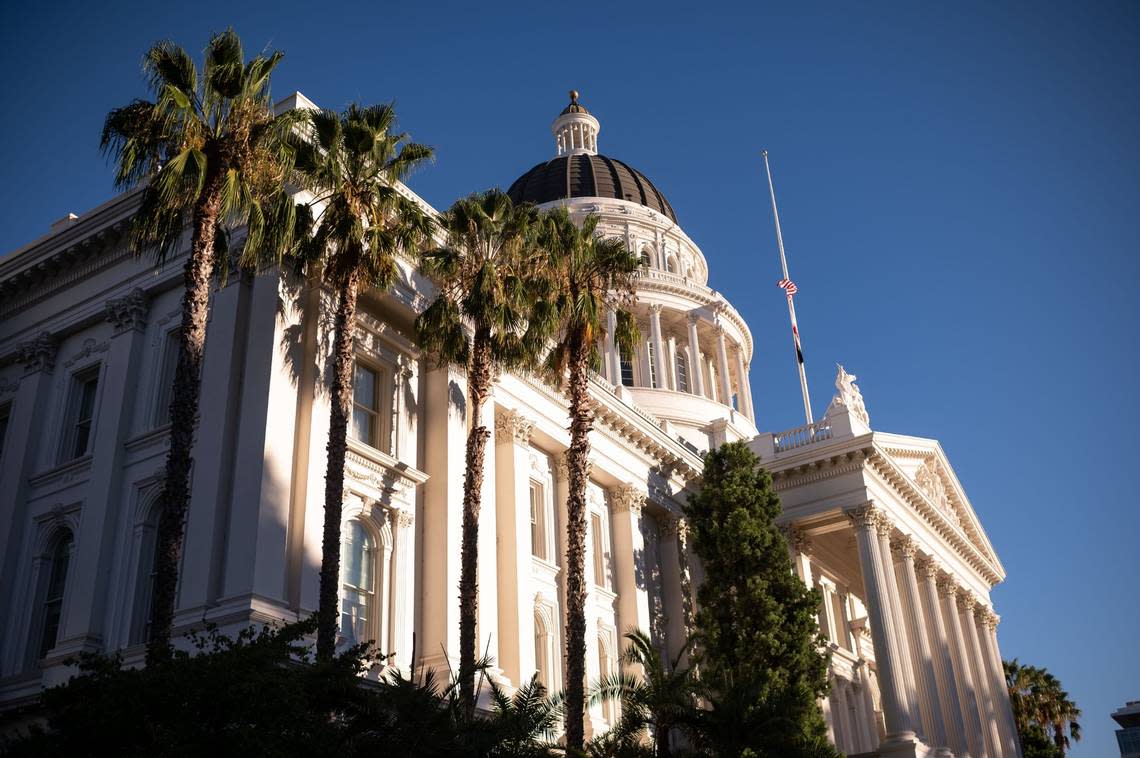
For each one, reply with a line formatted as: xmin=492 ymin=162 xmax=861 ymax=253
xmin=506 ymin=154 xmax=677 ymax=223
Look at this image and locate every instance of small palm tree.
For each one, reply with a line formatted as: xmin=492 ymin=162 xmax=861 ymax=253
xmin=1005 ymin=659 xmax=1082 ymax=755
xmin=414 ymin=189 xmax=542 ymax=717
xmin=530 ymin=207 xmax=642 ymax=750
xmin=591 ymin=629 xmax=698 ymax=758
xmin=101 ymin=30 xmax=304 ymax=664
xmin=289 ymin=103 xmax=434 ymax=660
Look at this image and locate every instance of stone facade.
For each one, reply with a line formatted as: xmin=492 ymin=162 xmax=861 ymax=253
xmin=0 ymin=92 xmax=1017 ymax=756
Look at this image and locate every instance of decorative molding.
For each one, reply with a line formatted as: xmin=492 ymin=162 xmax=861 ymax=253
xmin=63 ymin=338 xmax=109 ymax=369
xmin=609 ymin=483 xmax=645 ymax=515
xmin=914 ymin=554 xmax=940 ymax=581
xmin=935 ymin=574 xmax=959 ymax=598
xmin=956 ymin=591 xmax=977 ymax=613
xmin=495 ymin=408 xmax=534 ymax=445
xmin=17 ymin=332 xmax=57 ymax=373
xmin=395 ymin=509 xmax=415 ymax=529
xmin=893 ymin=534 xmax=918 ymax=560
xmin=104 ymin=288 xmax=149 ymax=334
xmin=845 ymin=504 xmax=881 ymax=531
xmin=914 ymin=459 xmax=960 ymax=527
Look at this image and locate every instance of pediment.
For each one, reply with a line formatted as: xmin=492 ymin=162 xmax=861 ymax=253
xmin=873 ymin=434 xmax=1003 ymax=576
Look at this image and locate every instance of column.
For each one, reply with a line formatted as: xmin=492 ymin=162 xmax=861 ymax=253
xmin=605 ymin=311 xmax=620 ymax=386
xmin=741 ymin=360 xmax=755 ymax=422
xmin=733 ymin=346 xmax=753 ymax=421
xmin=961 ymin=594 xmax=1002 ymax=757
xmin=916 ymin=557 xmax=967 ymax=756
xmin=895 ymin=537 xmax=945 ymax=747
xmin=938 ymin=577 xmax=985 ymax=758
xmin=666 ymin=336 xmax=678 ymax=391
xmin=715 ymin=325 xmax=732 ymax=406
xmin=846 ymin=506 xmax=915 ymax=739
xmin=686 ymin=314 xmax=705 ymax=396
xmin=609 ymin=484 xmax=651 ymax=672
xmin=494 ymin=408 xmax=536 ymax=687
xmin=658 ymin=516 xmax=693 ymax=664
xmin=785 ymin=526 xmax=815 ymax=589
xmin=981 ymin=610 xmax=1022 ymax=758
xmin=63 ymin=290 xmax=150 ymax=654
xmin=477 ymin=404 xmax=500 ymax=679
xmin=878 ymin=521 xmax=920 ymax=731
xmin=0 ymin=333 xmax=57 ymax=675
xmin=648 ymin=305 xmax=667 ymax=390
xmin=834 ymin=678 xmax=853 ymax=753
xmin=389 ymin=509 xmax=415 ymax=672
xmin=855 ymin=661 xmax=879 ymax=752
xmin=817 ymin=577 xmax=839 ymax=644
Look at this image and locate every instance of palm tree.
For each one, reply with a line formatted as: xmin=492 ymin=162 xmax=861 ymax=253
xmin=530 ymin=207 xmax=641 ymax=749
xmin=1005 ymin=659 xmax=1082 ymax=755
xmin=289 ymin=103 xmax=434 ymax=660
xmin=591 ymin=629 xmax=698 ymax=758
xmin=414 ymin=189 xmax=542 ymax=717
xmin=101 ymin=30 xmax=304 ymax=664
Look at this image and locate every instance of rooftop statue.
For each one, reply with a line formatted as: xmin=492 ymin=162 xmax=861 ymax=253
xmin=825 ymin=364 xmax=870 ymax=427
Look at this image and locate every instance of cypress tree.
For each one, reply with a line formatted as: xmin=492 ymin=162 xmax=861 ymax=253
xmin=684 ymin=441 xmax=837 ymax=757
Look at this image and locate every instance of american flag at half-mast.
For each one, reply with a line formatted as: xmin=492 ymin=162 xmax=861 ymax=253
xmin=779 ymin=279 xmax=805 ymax=365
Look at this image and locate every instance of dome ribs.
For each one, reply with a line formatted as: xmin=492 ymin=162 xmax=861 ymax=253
xmin=505 ymin=154 xmax=677 ymax=223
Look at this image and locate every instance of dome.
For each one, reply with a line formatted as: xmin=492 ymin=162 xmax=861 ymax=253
xmin=506 ymin=154 xmax=678 ymax=223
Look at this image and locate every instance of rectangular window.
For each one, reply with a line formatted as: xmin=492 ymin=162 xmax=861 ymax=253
xmin=530 ymin=482 xmax=547 ymax=561
xmin=351 ymin=361 xmax=386 ymax=450
xmin=65 ymin=368 xmax=99 ymax=460
xmin=0 ymin=402 xmax=11 ymax=465
xmin=590 ymin=512 xmax=611 ymax=589
xmin=830 ymin=592 xmax=850 ymax=650
xmin=646 ymin=341 xmax=658 ymax=389
xmin=619 ymin=348 xmax=634 ymax=387
xmin=676 ymin=354 xmax=689 ymax=393
xmin=153 ymin=329 xmax=180 ymax=427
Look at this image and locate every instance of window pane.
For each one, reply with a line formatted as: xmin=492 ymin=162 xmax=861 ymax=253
xmin=155 ymin=330 xmax=180 ymax=425
xmin=646 ymin=342 xmax=657 ymax=388
xmin=530 ymin=484 xmax=546 ymax=560
xmin=619 ymin=348 xmax=634 ymax=387
xmin=39 ymin=535 xmax=72 ymax=658
xmin=351 ymin=407 xmax=374 ymax=445
xmin=591 ymin=514 xmax=605 ymax=587
xmin=70 ymin=373 xmax=99 ymax=458
xmin=340 ymin=587 xmax=368 ymax=645
xmin=676 ymin=353 xmax=688 ymax=392
xmin=354 ymin=364 xmax=377 ymax=410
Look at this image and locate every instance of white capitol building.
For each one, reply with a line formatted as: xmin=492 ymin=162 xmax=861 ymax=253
xmin=0 ymin=92 xmax=1019 ymax=757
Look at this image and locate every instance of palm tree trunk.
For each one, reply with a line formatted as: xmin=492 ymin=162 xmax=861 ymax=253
xmin=563 ymin=332 xmax=594 ymax=750
xmin=655 ymin=723 xmax=672 ymax=758
xmin=317 ymin=271 xmax=361 ymax=661
xmin=146 ymin=177 xmax=223 ymax=666
xmin=459 ymin=327 xmax=492 ymax=720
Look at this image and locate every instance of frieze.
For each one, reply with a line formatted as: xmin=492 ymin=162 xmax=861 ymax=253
xmin=63 ymin=338 xmax=109 ymax=369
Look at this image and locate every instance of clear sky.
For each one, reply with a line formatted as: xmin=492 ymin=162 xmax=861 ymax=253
xmin=2 ymin=2 xmax=1137 ymax=754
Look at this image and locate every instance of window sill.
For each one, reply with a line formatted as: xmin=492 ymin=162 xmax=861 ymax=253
xmin=29 ymin=454 xmax=93 ymax=489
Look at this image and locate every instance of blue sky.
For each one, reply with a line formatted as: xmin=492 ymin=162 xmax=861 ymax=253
xmin=2 ymin=1 xmax=1137 ymax=753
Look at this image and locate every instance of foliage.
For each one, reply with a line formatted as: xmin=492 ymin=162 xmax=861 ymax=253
xmin=286 ymin=102 xmax=434 ymax=661
xmin=100 ymin=29 xmax=305 ymax=665
xmin=414 ymin=189 xmax=544 ymax=716
xmin=682 ymin=441 xmax=837 ymax=757
xmin=1005 ymin=658 xmax=1081 ymax=755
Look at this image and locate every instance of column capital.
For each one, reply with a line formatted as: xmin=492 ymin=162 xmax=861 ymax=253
xmin=780 ymin=524 xmax=814 ymax=555
xmin=955 ymin=590 xmax=978 ymax=613
xmin=981 ymin=608 xmax=1000 ymax=630
xmin=935 ymin=573 xmax=959 ymax=598
xmin=874 ymin=515 xmax=895 ymax=540
xmin=914 ymin=554 xmax=940 ymax=581
xmin=845 ymin=503 xmax=883 ymax=531
xmin=659 ymin=514 xmax=689 ymax=539
xmin=686 ymin=312 xmax=701 ymax=326
xmin=648 ymin=303 xmax=663 ymax=315
xmin=104 ymin=287 xmax=150 ymax=334
xmin=395 ymin=509 xmax=415 ymax=529
xmin=16 ymin=331 xmax=57 ymax=374
xmin=893 ymin=533 xmax=919 ymax=560
xmin=495 ymin=408 xmax=533 ymax=444
xmin=609 ymin=483 xmax=645 ymax=515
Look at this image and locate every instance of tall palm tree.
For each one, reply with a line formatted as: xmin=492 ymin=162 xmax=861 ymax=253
xmin=1005 ymin=659 xmax=1082 ymax=755
xmin=414 ymin=189 xmax=542 ymax=717
xmin=101 ymin=30 xmax=304 ymax=664
xmin=591 ymin=629 xmax=698 ymax=758
xmin=530 ymin=207 xmax=641 ymax=749
xmin=289 ymin=103 xmax=434 ymax=660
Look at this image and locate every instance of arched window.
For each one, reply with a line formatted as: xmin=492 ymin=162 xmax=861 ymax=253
xmin=34 ymin=530 xmax=73 ymax=661
xmin=675 ymin=351 xmax=689 ymax=393
xmin=534 ymin=608 xmax=552 ymax=689
xmin=619 ymin=346 xmax=634 ymax=387
xmin=639 ymin=250 xmax=651 ymax=268
xmin=340 ymin=520 xmax=376 ymax=646
xmin=597 ymin=632 xmax=617 ymax=724
xmin=129 ymin=495 xmax=162 ymax=645
xmin=665 ymin=255 xmax=678 ymax=274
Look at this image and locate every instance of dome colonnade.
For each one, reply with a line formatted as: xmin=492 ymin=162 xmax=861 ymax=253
xmin=508 ymin=92 xmax=757 ymax=452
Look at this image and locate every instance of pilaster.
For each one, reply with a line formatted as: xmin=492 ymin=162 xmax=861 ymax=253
xmin=609 ymin=483 xmax=651 ymax=673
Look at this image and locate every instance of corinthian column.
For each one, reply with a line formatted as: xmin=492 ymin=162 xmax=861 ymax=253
xmin=916 ymin=557 xmax=966 ymax=756
xmin=733 ymin=346 xmax=753 ymax=421
xmin=846 ymin=505 xmax=915 ymax=739
xmin=938 ymin=578 xmax=985 ymax=758
xmin=876 ymin=520 xmax=919 ymax=729
xmin=980 ymin=609 xmax=1022 ymax=757
xmin=494 ymin=409 xmax=536 ymax=686
xmin=609 ymin=484 xmax=651 ymax=671
xmin=895 ymin=537 xmax=944 ymax=747
xmin=715 ymin=325 xmax=732 ymax=406
xmin=961 ymin=594 xmax=1002 ymax=757
xmin=686 ymin=313 xmax=705 ymax=395
xmin=648 ymin=305 xmax=667 ymax=389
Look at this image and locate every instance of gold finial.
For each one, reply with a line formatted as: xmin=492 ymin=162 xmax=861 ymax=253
xmin=569 ymin=89 xmax=579 ymax=103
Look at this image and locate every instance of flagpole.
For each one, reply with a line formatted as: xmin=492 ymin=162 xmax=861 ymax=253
xmin=762 ymin=150 xmax=814 ymax=426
